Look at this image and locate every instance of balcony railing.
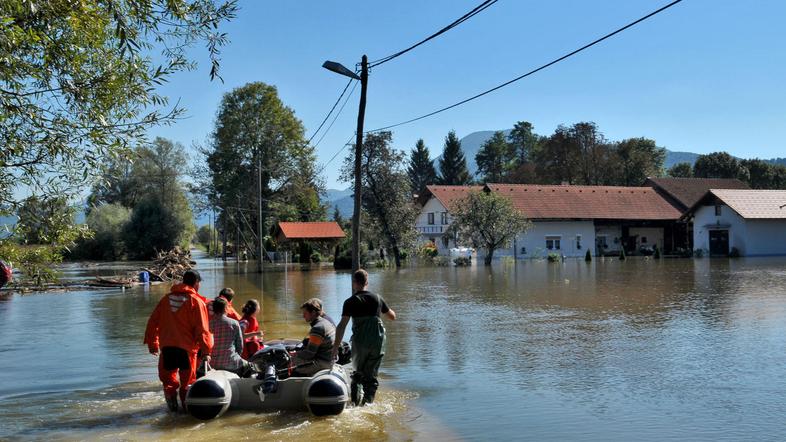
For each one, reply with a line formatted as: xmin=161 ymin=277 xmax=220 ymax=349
xmin=417 ymin=226 xmax=444 ymax=234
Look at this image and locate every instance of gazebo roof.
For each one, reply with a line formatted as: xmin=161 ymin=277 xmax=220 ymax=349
xmin=276 ymin=222 xmax=345 ymax=241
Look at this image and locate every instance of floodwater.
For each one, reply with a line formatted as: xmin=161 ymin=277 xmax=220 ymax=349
xmin=2 ymin=255 xmax=786 ymax=441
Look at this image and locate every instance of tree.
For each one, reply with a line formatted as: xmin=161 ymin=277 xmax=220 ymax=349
xmin=693 ymin=152 xmax=749 ymax=181
xmin=475 ymin=131 xmax=513 ymax=183
xmin=202 ymin=82 xmax=320 ymax=268
xmin=740 ymin=159 xmax=778 ymax=189
xmin=612 ymin=138 xmax=666 ymax=186
xmin=194 ymin=225 xmax=216 ymax=251
xmin=438 ymin=131 xmax=472 ymax=185
xmin=668 ymin=162 xmax=693 ymax=178
xmin=446 ymin=190 xmax=531 ymax=265
xmin=340 ymin=132 xmax=418 ymax=267
xmin=508 ymin=121 xmax=539 ymax=166
xmin=124 ymin=198 xmax=191 ymax=259
xmin=407 ymin=139 xmax=437 ymax=196
xmin=1 ymin=0 xmax=237 ymax=210
xmin=533 ymin=125 xmax=580 ymax=184
xmin=16 ymin=196 xmax=76 ymax=245
xmin=572 ymin=122 xmax=613 ymax=185
xmin=72 ymin=203 xmax=131 ymax=260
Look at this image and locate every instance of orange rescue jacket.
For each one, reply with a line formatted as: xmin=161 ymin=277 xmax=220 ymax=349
xmin=144 ymin=283 xmax=213 ymax=355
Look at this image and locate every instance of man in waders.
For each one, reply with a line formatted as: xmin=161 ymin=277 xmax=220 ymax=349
xmin=144 ymin=270 xmax=212 ymax=412
xmin=332 ymin=269 xmax=396 ymax=406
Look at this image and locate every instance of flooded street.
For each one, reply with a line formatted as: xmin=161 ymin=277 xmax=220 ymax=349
xmin=2 ymin=255 xmax=786 ymax=440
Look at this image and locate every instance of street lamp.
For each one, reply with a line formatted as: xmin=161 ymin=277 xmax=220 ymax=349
xmin=323 ymin=55 xmax=368 ymax=272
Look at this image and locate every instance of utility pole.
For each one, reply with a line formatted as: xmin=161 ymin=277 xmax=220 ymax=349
xmin=351 ymin=55 xmax=368 ymax=272
xmin=257 ymin=153 xmax=264 ymax=273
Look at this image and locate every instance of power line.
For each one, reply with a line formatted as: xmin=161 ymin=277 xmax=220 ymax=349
xmin=369 ymin=0 xmax=498 ymax=68
xmin=368 ymin=0 xmax=684 ymax=132
xmin=306 ymin=78 xmax=354 ymax=145
xmin=313 ymin=80 xmax=359 ymax=149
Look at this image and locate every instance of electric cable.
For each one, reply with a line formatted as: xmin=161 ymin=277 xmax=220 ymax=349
xmin=369 ymin=0 xmax=498 ymax=68
xmin=306 ymin=78 xmax=354 ymax=145
xmin=368 ymin=0 xmax=683 ymax=133
xmin=313 ymin=80 xmax=359 ymax=149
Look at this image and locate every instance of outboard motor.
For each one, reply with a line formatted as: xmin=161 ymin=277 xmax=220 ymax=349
xmin=186 ymin=371 xmax=236 ymax=420
xmin=261 ymin=364 xmax=278 ymax=394
xmin=305 ymin=370 xmax=349 ymax=416
xmin=249 ymin=344 xmax=291 ymax=374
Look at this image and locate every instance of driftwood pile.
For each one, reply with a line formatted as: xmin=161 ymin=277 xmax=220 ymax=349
xmin=143 ymin=247 xmax=197 ymax=282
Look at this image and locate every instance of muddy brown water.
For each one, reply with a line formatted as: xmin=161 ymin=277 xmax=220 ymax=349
xmin=2 ymin=254 xmax=786 ymax=441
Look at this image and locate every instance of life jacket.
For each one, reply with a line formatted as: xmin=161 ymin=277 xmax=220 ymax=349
xmin=0 ymin=261 xmax=11 ymax=288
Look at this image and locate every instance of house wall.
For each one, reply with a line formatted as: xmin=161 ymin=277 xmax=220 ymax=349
xmin=693 ymin=204 xmax=747 ymax=255
xmin=489 ymin=220 xmax=596 ymax=259
xmin=415 ymin=197 xmax=453 ymax=254
xmin=741 ymin=220 xmax=786 ymax=256
xmin=628 ymin=227 xmax=665 ymax=251
xmin=594 ymin=225 xmax=623 ymax=255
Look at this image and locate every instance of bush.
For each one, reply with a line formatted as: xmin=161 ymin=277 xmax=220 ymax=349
xmin=420 ymin=242 xmax=439 ymax=258
xmin=547 ymin=252 xmax=560 ymax=262
xmin=585 ymin=249 xmax=592 ymax=262
xmin=694 ymin=248 xmax=704 ymax=258
xmin=124 ymin=197 xmax=193 ymax=260
xmin=729 ymin=247 xmax=740 ymax=258
xmin=71 ymin=203 xmax=131 ymax=260
xmin=619 ymin=248 xmax=626 ymax=260
xmin=310 ymin=251 xmax=322 ymax=263
xmin=454 ymin=256 xmax=471 ymax=266
xmin=433 ymin=256 xmax=450 ymax=266
xmin=654 ymin=246 xmax=661 ymax=259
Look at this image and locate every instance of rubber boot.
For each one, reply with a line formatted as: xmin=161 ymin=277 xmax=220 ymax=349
xmin=361 ymin=383 xmax=377 ymax=406
xmin=165 ymin=394 xmax=178 ymax=412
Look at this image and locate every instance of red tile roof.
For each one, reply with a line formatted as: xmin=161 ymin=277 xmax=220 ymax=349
xmin=486 ymin=184 xmax=682 ymax=220
xmin=424 ymin=185 xmax=484 ymax=210
xmin=277 ymin=222 xmax=346 ymax=240
xmin=645 ymin=177 xmax=749 ymax=211
xmin=707 ymin=189 xmax=786 ymax=219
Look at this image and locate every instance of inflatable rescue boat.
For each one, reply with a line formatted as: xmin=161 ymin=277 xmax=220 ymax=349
xmin=186 ymin=340 xmax=351 ymax=420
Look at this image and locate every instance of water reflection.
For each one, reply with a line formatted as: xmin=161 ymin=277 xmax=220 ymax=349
xmin=2 ymin=256 xmax=786 ymax=440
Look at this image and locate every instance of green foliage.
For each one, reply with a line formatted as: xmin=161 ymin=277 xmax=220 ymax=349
xmin=16 ymin=196 xmax=76 ymax=245
xmin=693 ymin=152 xmax=749 ymax=181
xmin=407 ymin=139 xmax=438 ymax=196
xmin=1 ymin=0 xmax=237 ymax=211
xmin=446 ymin=191 xmax=531 ymax=266
xmin=547 ymin=252 xmax=560 ymax=262
xmin=341 ymin=132 xmax=419 ymax=267
xmin=585 ymin=249 xmax=592 ymax=262
xmin=72 ymin=203 xmax=131 ymax=260
xmin=419 ymin=242 xmax=439 ymax=259
xmin=654 ymin=246 xmax=661 ymax=259
xmin=668 ymin=162 xmax=693 ymax=178
xmin=619 ymin=248 xmax=626 ymax=260
xmin=740 ymin=159 xmax=786 ymax=189
xmin=195 ymin=225 xmax=216 ymax=250
xmin=508 ymin=121 xmax=540 ymax=166
xmin=453 ymin=256 xmax=471 ymax=266
xmin=124 ymin=197 xmax=193 ymax=259
xmin=475 ymin=131 xmax=513 ymax=183
xmin=310 ymin=251 xmax=322 ymax=263
xmin=694 ymin=248 xmax=705 ymax=258
xmin=438 ymin=130 xmax=472 ymax=185
xmin=614 ymin=138 xmax=666 ymax=186
xmin=199 ymin=82 xmax=323 ymax=259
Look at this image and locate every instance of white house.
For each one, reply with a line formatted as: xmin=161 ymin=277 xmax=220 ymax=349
xmin=483 ymin=184 xmax=683 ymax=259
xmin=415 ymin=185 xmax=482 ymax=254
xmin=686 ymin=189 xmax=786 ymax=256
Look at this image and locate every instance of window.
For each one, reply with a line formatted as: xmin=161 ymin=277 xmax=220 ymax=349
xmin=597 ymin=236 xmax=608 ymax=248
xmin=576 ymin=234 xmax=582 ymax=250
xmin=441 ymin=212 xmax=448 ymax=225
xmin=427 ymin=212 xmax=435 ymax=225
xmin=546 ymin=236 xmax=561 ymax=250
xmin=715 ymin=204 xmax=722 ymax=216
xmin=641 ymin=236 xmax=648 ymax=244
xmin=442 ymin=236 xmax=450 ymax=248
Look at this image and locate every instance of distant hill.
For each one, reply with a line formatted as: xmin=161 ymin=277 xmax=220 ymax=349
xmin=454 ymin=130 xmax=781 ymax=175
xmin=322 ymin=188 xmax=353 ymax=219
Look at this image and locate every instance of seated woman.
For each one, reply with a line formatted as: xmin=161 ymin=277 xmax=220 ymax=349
xmin=209 ymin=297 xmax=252 ymax=377
xmin=239 ymin=299 xmax=264 ymax=359
xmin=291 ymin=298 xmax=336 ymax=377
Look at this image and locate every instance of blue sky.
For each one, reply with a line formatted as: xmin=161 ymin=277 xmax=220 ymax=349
xmin=150 ymin=0 xmax=786 ymax=190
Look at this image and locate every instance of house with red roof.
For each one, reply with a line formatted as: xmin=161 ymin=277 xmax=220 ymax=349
xmin=485 ymin=184 xmax=683 ymax=258
xmin=416 ymin=185 xmax=483 ymax=254
xmin=682 ymin=189 xmax=786 ymax=256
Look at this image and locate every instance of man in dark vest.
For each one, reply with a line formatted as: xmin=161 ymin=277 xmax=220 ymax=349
xmin=332 ymin=269 xmax=396 ymax=406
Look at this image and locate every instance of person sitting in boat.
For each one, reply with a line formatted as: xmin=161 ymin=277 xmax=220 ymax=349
xmin=302 ymin=297 xmax=336 ymax=326
xmin=207 ymin=287 xmax=241 ymax=321
xmin=209 ymin=297 xmax=253 ymax=377
xmin=291 ymin=298 xmax=336 ymax=377
xmin=239 ymin=299 xmax=264 ymax=359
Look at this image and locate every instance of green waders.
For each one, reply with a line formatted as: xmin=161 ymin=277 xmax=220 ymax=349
xmin=350 ymin=315 xmax=386 ymax=405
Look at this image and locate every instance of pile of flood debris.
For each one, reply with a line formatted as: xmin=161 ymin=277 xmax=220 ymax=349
xmin=142 ymin=247 xmax=197 ymax=282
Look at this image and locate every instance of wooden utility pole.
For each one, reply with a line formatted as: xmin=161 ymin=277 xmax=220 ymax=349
xmin=257 ymin=153 xmax=264 ymax=273
xmin=352 ymin=55 xmax=368 ymax=272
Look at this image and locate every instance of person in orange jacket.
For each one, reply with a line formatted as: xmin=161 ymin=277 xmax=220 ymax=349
xmin=144 ymin=270 xmax=213 ymax=412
